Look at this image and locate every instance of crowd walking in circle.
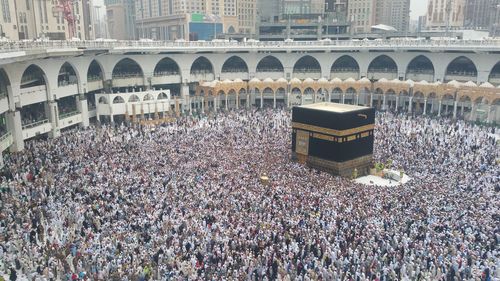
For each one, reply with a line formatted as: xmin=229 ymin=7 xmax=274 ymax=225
xmin=0 ymin=108 xmax=498 ymax=281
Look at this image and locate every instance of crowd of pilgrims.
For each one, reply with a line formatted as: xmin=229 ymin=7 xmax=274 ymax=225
xmin=0 ymin=108 xmax=498 ymax=281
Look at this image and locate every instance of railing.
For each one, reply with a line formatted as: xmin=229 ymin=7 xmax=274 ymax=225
xmin=1 ymin=39 xmax=500 ymax=53
xmin=22 ymin=119 xmax=49 ymax=130
xmin=59 ymin=111 xmax=80 ymax=119
xmin=0 ymin=132 xmax=11 ymax=142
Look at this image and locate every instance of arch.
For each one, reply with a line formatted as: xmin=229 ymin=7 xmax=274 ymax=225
xmin=21 ymin=64 xmax=47 ymax=89
xmin=331 ymin=55 xmax=360 ymax=78
xmin=113 ymin=96 xmax=125 ymax=104
xmin=263 ymin=87 xmax=274 ymax=95
xmin=367 ymin=55 xmax=398 ymax=79
xmin=445 ymin=56 xmax=477 ymax=82
xmin=303 ymin=87 xmax=315 ymax=95
xmin=58 ymin=62 xmax=78 ymax=87
xmin=190 ymin=56 xmax=214 ymax=75
xmin=488 ymin=61 xmax=500 ymax=85
xmin=291 ymin=87 xmax=302 ymax=96
xmin=293 ymin=55 xmax=321 ymax=76
xmin=143 ymin=93 xmax=154 ymax=101
xmin=98 ymin=96 xmax=108 ymax=104
xmin=87 ymin=60 xmax=104 ymax=82
xmin=128 ymin=94 xmax=140 ymax=102
xmin=158 ymin=92 xmax=169 ymax=100
xmin=256 ymin=56 xmax=284 ymax=73
xmin=238 ymin=88 xmax=246 ymax=95
xmin=221 ymin=56 xmax=249 ymax=73
xmin=112 ymin=58 xmax=144 ymax=78
xmin=154 ymin=57 xmax=180 ymax=76
xmin=406 ymin=55 xmax=435 ymax=81
xmin=228 ymin=26 xmax=236 ymax=33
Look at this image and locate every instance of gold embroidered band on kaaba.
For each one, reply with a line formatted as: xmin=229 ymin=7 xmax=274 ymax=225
xmin=292 ymin=122 xmax=375 ymax=137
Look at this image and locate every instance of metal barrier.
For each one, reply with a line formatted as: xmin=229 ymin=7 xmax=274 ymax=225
xmin=1 ymin=39 xmax=500 ymax=53
xmin=21 ymin=119 xmax=49 ymax=130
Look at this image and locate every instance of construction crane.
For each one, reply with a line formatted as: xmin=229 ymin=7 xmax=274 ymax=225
xmin=58 ymin=0 xmax=76 ymax=39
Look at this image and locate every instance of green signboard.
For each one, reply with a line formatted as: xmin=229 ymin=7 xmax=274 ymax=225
xmin=191 ymin=13 xmax=204 ymax=22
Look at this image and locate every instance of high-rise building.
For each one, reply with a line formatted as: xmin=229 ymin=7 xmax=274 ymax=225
xmin=238 ymin=0 xmax=257 ymax=34
xmin=105 ymin=0 xmax=136 ymax=40
xmin=426 ymin=0 xmax=465 ymax=30
xmin=0 ymin=0 xmax=91 ymax=40
xmin=132 ymin=0 xmax=256 ymax=40
xmin=463 ymin=0 xmax=498 ymax=29
xmin=373 ymin=0 xmax=410 ymax=32
xmin=347 ymin=0 xmax=375 ymax=33
xmin=0 ymin=0 xmax=17 ymax=39
xmin=258 ymin=0 xmax=280 ymax=23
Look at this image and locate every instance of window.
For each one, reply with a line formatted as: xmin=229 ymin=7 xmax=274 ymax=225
xmin=1 ymin=0 xmax=11 ymax=23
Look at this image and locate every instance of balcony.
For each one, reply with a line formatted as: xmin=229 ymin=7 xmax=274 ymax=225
xmin=152 ymin=72 xmax=181 ymax=85
xmin=22 ymin=119 xmax=51 ymax=140
xmin=20 ymin=85 xmax=47 ymax=106
xmin=59 ymin=111 xmax=82 ymax=129
xmin=255 ymin=71 xmax=285 ymax=80
xmin=55 ymin=83 xmax=79 ymax=99
xmin=367 ymin=70 xmax=398 ymax=80
xmin=111 ymin=75 xmax=144 ymax=88
xmin=292 ymin=71 xmax=322 ymax=80
xmin=0 ymin=132 xmax=13 ymax=151
xmin=445 ymin=71 xmax=477 ymax=83
xmin=190 ymin=72 xmax=215 ymax=82
xmin=220 ymin=72 xmax=249 ymax=80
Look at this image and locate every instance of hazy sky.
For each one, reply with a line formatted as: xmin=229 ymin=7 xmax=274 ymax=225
xmin=410 ymin=0 xmax=428 ymax=20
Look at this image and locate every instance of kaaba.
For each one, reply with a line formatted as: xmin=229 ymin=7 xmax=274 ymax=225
xmin=291 ymin=102 xmax=375 ymax=177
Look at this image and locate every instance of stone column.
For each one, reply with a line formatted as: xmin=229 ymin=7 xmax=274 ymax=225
xmin=395 ymin=95 xmax=399 ymax=111
xmin=342 ymin=93 xmax=345 ymax=104
xmin=382 ymin=94 xmax=387 ymax=110
xmin=470 ymin=103 xmax=475 ymax=122
xmin=437 ymin=100 xmax=442 ymax=116
xmin=355 ymin=94 xmax=359 ymax=105
xmin=225 ymin=94 xmax=228 ymax=110
xmin=47 ymin=101 xmax=60 ymax=138
xmin=236 ymin=93 xmax=239 ymax=110
xmin=273 ymin=92 xmax=276 ymax=109
xmin=487 ymin=105 xmax=492 ymax=123
xmin=260 ymin=92 xmax=263 ymax=109
xmin=6 ymin=110 xmax=24 ymax=152
xmin=423 ymin=98 xmax=427 ymax=115
xmin=453 ymin=100 xmax=458 ymax=119
xmin=246 ymin=92 xmax=250 ymax=108
xmin=408 ymin=97 xmax=413 ymax=113
xmin=181 ymin=83 xmax=189 ymax=112
xmin=287 ymin=91 xmax=290 ymax=108
xmin=370 ymin=92 xmax=373 ymax=107
xmin=77 ymin=94 xmax=89 ymax=128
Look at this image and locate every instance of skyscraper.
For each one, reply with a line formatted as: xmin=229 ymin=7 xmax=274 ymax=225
xmin=463 ymin=0 xmax=498 ymax=29
xmin=426 ymin=0 xmax=465 ymax=30
xmin=131 ymin=0 xmax=256 ymax=40
xmin=105 ymin=0 xmax=136 ymax=40
xmin=347 ymin=0 xmax=375 ymax=33
xmin=373 ymin=0 xmax=410 ymax=32
xmin=1 ymin=0 xmax=91 ymax=40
